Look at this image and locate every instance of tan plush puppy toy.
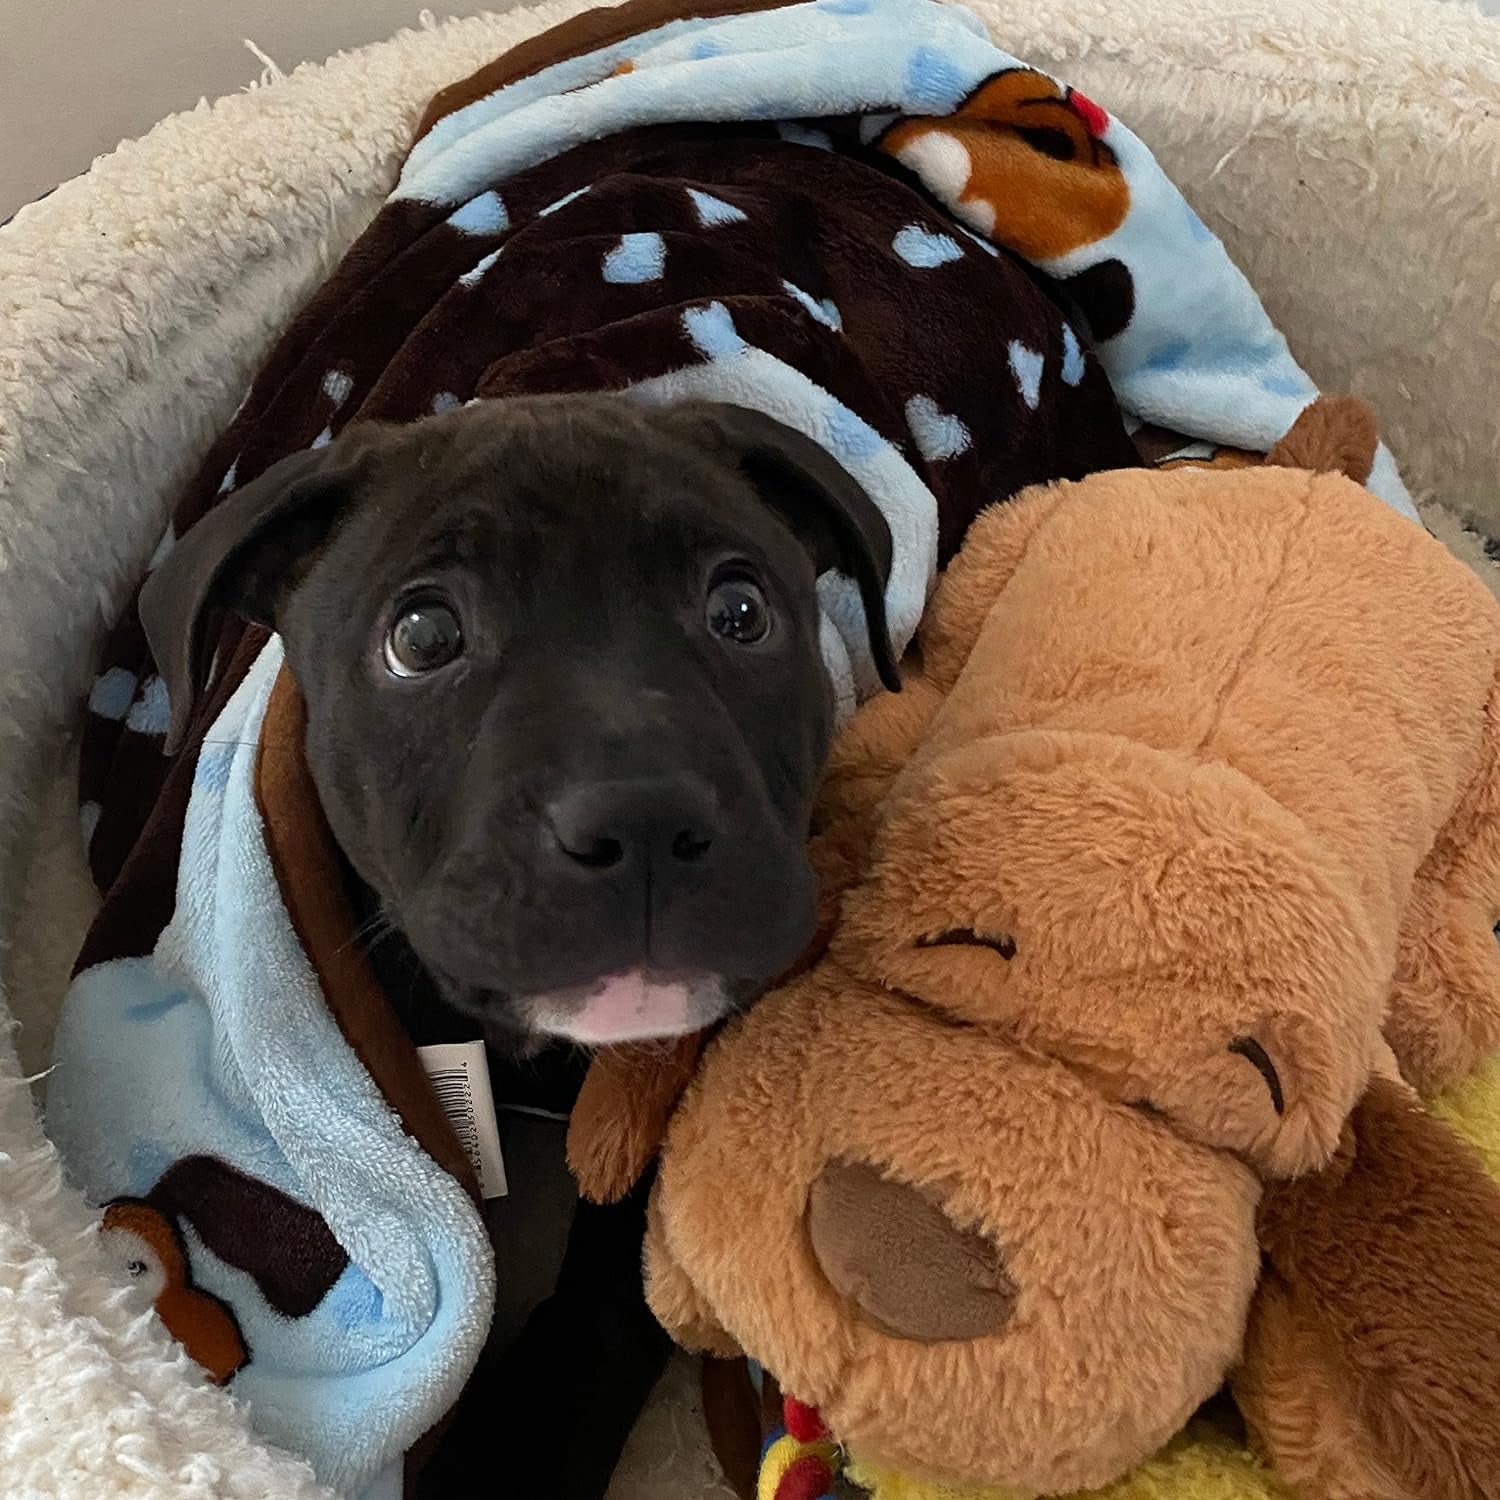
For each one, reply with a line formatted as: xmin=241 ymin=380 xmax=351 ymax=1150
xmin=574 ymin=399 xmax=1500 ymax=1500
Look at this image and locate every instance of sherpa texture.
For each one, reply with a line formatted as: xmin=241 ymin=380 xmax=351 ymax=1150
xmin=2 ymin=1 xmax=1500 ymax=1497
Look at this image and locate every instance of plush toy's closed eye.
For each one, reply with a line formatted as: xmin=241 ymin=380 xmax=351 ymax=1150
xmin=1229 ymin=1036 xmax=1285 ymax=1116
xmin=917 ymin=928 xmax=1017 ymax=960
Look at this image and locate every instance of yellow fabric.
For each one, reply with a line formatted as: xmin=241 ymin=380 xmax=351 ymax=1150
xmin=1434 ymin=1049 xmax=1500 ymax=1180
xmin=845 ymin=1421 xmax=1294 ymax=1500
xmin=844 ymin=1457 xmax=1031 ymax=1500
xmin=784 ymin=1057 xmax=1500 ymax=1500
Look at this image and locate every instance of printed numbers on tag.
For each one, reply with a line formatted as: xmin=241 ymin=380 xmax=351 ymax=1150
xmin=417 ymin=1040 xmax=508 ymax=1199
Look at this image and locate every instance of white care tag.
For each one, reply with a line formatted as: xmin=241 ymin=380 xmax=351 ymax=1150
xmin=417 ymin=1040 xmax=508 ymax=1199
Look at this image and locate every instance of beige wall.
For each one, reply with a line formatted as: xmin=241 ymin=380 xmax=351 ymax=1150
xmin=0 ymin=1 xmax=503 ymax=221
xmin=4 ymin=0 xmax=1498 ymax=222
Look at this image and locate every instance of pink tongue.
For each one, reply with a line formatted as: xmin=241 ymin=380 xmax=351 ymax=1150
xmin=561 ymin=971 xmax=695 ymax=1045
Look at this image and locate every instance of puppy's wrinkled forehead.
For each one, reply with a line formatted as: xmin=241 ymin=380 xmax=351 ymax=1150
xmin=139 ymin=391 xmax=898 ymax=756
xmin=346 ymin=399 xmax=808 ymax=601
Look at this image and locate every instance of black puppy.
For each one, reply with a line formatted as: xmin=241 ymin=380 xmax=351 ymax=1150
xmin=143 ymin=394 xmax=896 ymax=1048
xmin=139 ymin=394 xmax=896 ymax=1495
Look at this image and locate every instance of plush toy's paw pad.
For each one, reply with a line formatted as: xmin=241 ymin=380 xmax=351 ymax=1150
xmin=806 ymin=1160 xmax=1016 ymax=1342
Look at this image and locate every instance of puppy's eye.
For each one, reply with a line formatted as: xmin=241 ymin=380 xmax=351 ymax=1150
xmin=706 ymin=573 xmax=772 ymax=645
xmin=916 ymin=928 xmax=1017 ymax=960
xmin=384 ymin=596 xmax=464 ymax=678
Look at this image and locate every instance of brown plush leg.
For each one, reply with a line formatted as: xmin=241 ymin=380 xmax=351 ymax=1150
xmin=1387 ymin=673 xmax=1500 ymax=1095
xmin=1236 ymin=1080 xmax=1500 ymax=1500
xmin=701 ymin=1357 xmax=765 ymax=1500
xmin=568 ymin=1033 xmax=702 ymax=1204
xmin=1236 ymin=1270 xmax=1410 ymax=1500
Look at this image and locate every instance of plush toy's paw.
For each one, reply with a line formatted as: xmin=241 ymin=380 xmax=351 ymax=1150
xmin=1237 ymin=1078 xmax=1500 ymax=1500
xmin=644 ymin=1180 xmax=743 ymax=1359
xmin=1236 ymin=1269 xmax=1413 ymax=1500
xmin=806 ymin=1160 xmax=1016 ymax=1342
xmin=567 ymin=1034 xmax=702 ymax=1203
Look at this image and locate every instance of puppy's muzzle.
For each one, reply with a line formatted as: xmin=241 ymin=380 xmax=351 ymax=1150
xmin=517 ymin=774 xmax=744 ymax=1043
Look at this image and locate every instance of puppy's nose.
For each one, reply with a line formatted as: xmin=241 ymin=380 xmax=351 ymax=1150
xmin=546 ymin=777 xmax=720 ymax=872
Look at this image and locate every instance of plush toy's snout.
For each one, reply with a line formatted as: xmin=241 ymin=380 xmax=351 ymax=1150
xmin=646 ymin=971 xmax=1262 ymax=1496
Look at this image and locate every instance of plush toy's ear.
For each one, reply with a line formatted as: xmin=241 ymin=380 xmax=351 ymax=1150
xmin=806 ymin=1160 xmax=1018 ymax=1342
xmin=139 ymin=437 xmax=374 ymax=752
xmin=663 ymin=402 xmax=901 ymax=692
xmin=916 ymin=484 xmax=1069 ymax=689
xmin=1234 ymin=1078 xmax=1500 ymax=1500
xmin=807 ymin=666 xmax=949 ymax=900
xmin=1265 ymin=396 xmax=1379 ymax=485
xmin=567 ymin=1035 xmax=703 ymax=1204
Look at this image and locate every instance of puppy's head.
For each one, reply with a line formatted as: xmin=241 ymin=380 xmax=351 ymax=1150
xmin=141 ymin=396 xmax=898 ymax=1045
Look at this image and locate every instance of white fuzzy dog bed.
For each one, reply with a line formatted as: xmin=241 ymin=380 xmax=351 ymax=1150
xmin=1 ymin=0 xmax=1498 ymax=1495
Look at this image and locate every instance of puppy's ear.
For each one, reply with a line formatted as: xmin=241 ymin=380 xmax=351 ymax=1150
xmin=669 ymin=402 xmax=901 ymax=692
xmin=140 ymin=440 xmax=368 ymax=752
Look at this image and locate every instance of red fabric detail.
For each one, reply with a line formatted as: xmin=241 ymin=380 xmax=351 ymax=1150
xmin=783 ymin=1396 xmax=827 ymax=1442
xmin=774 ymin=1454 xmax=835 ymax=1500
xmin=1068 ymin=88 xmax=1109 ymax=138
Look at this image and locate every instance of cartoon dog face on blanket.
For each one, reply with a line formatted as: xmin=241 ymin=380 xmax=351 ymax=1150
xmin=99 ymin=1155 xmax=353 ymax=1386
xmin=602 ymin=400 xmax=1500 ymax=1498
xmin=880 ymin=71 xmax=1128 ymax=260
xmin=880 ymin=69 xmax=1138 ymax=342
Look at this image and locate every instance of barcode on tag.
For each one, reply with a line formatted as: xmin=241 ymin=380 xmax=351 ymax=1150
xmin=417 ymin=1041 xmax=508 ymax=1199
